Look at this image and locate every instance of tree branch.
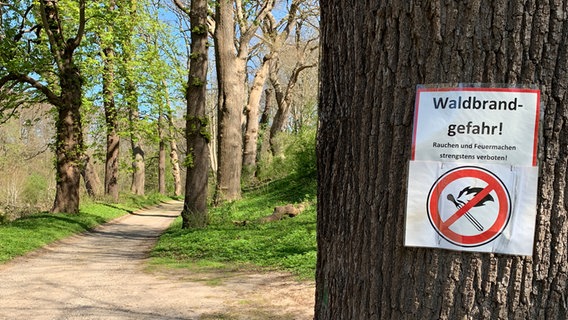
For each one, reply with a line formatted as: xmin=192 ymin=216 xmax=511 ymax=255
xmin=0 ymin=73 xmax=60 ymax=105
xmin=69 ymin=0 xmax=86 ymax=50
xmin=38 ymin=0 xmax=64 ymax=71
xmin=173 ymin=0 xmax=191 ymax=15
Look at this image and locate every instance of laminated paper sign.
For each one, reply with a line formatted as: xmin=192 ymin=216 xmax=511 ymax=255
xmin=404 ymin=86 xmax=540 ymax=255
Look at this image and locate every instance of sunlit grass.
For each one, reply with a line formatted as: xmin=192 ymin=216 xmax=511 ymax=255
xmin=151 ymin=174 xmax=317 ymax=280
xmin=0 ymin=193 xmax=169 ymax=264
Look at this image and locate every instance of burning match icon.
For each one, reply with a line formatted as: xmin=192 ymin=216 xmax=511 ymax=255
xmin=446 ymin=186 xmax=494 ymax=231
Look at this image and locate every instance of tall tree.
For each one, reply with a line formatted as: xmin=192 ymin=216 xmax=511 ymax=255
xmin=213 ymin=0 xmax=274 ymax=203
xmin=101 ymin=0 xmax=120 ymax=202
xmin=0 ymin=0 xmax=87 ymax=213
xmin=316 ymin=1 xmax=568 ymax=319
xmin=242 ymin=0 xmax=303 ymax=180
xmin=122 ymin=0 xmax=145 ymax=196
xmin=163 ymin=80 xmax=182 ymax=197
xmin=175 ymin=0 xmax=210 ymax=228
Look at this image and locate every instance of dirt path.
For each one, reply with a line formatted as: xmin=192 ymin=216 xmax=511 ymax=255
xmin=0 ymin=201 xmax=314 ymax=320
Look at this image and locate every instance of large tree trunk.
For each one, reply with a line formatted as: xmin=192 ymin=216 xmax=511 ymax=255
xmin=213 ymin=0 xmax=246 ymax=204
xmin=316 ymin=1 xmax=568 ymax=319
xmin=52 ymin=68 xmax=83 ymax=214
xmin=41 ymin=0 xmax=86 ymax=214
xmin=181 ymin=0 xmax=210 ymax=228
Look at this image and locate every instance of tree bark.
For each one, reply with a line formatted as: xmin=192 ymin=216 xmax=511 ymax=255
xmin=124 ymin=0 xmax=144 ymax=196
xmin=52 ymin=67 xmax=83 ymax=213
xmin=242 ymin=58 xmax=270 ymax=182
xmin=213 ymin=0 xmax=275 ymax=204
xmin=42 ymin=0 xmax=86 ymax=214
xmin=102 ymin=4 xmax=120 ymax=202
xmin=259 ymin=86 xmax=273 ymax=130
xmin=0 ymin=1 xmax=86 ymax=213
xmin=81 ymin=153 xmax=102 ymax=198
xmin=181 ymin=0 xmax=210 ymax=228
xmin=129 ymin=110 xmax=145 ymax=196
xmin=213 ymin=0 xmax=246 ymax=204
xmin=316 ymin=1 xmax=568 ymax=319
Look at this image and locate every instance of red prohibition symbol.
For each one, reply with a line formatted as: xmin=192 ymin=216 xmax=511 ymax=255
xmin=427 ymin=166 xmax=511 ymax=247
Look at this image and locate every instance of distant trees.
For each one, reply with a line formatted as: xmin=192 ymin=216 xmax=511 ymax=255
xmin=214 ymin=0 xmax=319 ymax=202
xmin=0 ymin=0 xmax=320 ymax=219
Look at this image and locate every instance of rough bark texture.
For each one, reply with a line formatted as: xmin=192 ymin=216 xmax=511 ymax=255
xmin=181 ymin=0 xmax=210 ymax=229
xmin=213 ymin=0 xmax=246 ymax=204
xmin=316 ymin=1 xmax=568 ymax=319
xmin=51 ymin=67 xmax=83 ymax=214
xmin=40 ymin=0 xmax=86 ymax=214
xmin=213 ymin=0 xmax=274 ymax=203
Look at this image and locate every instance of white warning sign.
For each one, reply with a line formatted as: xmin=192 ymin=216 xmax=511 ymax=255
xmin=412 ymin=87 xmax=540 ymax=166
xmin=405 ymin=86 xmax=540 ymax=255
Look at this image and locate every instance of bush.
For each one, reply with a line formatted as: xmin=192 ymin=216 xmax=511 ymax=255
xmin=286 ymin=128 xmax=317 ymax=179
xmin=21 ymin=173 xmax=48 ymax=207
xmin=255 ymin=128 xmax=317 ymax=182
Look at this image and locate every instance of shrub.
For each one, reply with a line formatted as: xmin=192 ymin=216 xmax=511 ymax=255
xmin=21 ymin=173 xmax=48 ymax=207
xmin=255 ymin=128 xmax=317 ymax=182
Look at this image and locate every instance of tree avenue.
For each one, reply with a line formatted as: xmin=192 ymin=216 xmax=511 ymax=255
xmin=317 ymin=1 xmax=568 ymax=319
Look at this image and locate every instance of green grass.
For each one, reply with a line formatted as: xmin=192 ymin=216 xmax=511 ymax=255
xmin=0 ymin=193 xmax=169 ymax=264
xmin=151 ymin=174 xmax=317 ymax=280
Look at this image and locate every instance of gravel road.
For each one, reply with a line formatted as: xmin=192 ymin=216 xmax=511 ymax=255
xmin=0 ymin=201 xmax=314 ymax=320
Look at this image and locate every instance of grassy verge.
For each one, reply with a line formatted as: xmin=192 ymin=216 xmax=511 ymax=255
xmin=0 ymin=193 xmax=170 ymax=264
xmin=150 ymin=174 xmax=317 ymax=280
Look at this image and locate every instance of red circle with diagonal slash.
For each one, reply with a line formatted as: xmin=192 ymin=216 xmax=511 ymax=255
xmin=427 ymin=166 xmax=511 ymax=247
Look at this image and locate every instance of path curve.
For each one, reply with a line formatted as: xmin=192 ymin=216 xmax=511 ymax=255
xmin=0 ymin=201 xmax=314 ymax=320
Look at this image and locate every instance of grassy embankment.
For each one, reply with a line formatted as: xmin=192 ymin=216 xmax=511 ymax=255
xmin=150 ymin=174 xmax=317 ymax=280
xmin=0 ymin=194 xmax=169 ymax=264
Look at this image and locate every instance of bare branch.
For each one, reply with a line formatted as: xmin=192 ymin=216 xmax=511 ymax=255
xmin=173 ymin=0 xmax=190 ymax=15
